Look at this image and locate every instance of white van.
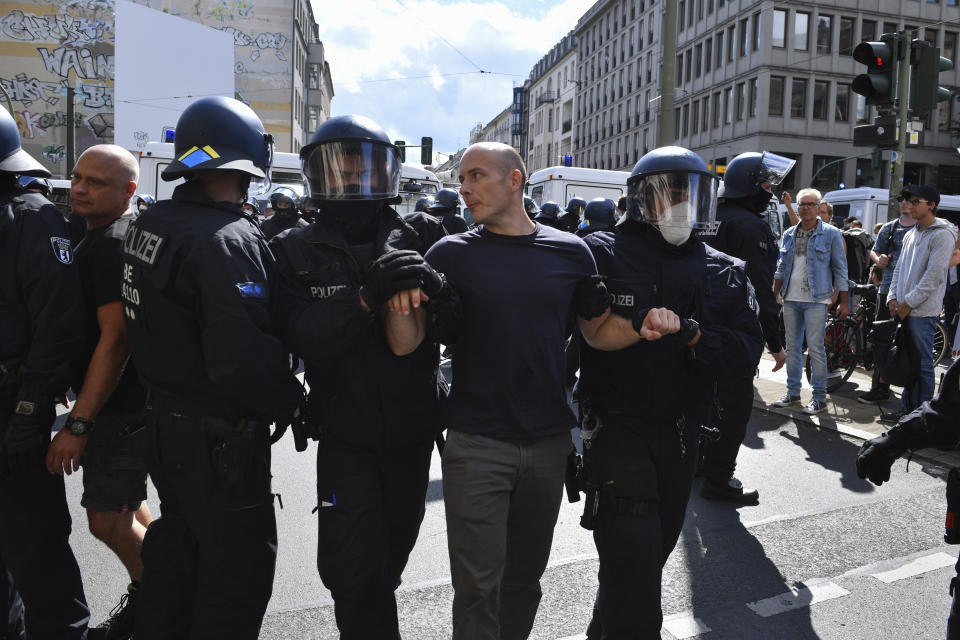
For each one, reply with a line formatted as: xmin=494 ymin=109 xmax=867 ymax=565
xmin=527 ymin=166 xmax=630 ymax=207
xmin=136 ymin=142 xmax=304 ymax=202
xmin=396 ymin=164 xmax=443 ymax=216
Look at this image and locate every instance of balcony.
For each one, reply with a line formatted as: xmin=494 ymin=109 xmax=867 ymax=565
xmin=536 ymin=91 xmax=557 ymax=107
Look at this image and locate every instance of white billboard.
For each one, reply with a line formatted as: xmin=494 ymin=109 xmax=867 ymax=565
xmin=114 ymin=0 xmax=234 ymax=152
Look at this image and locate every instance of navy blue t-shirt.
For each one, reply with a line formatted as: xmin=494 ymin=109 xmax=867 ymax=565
xmin=425 ymin=223 xmax=597 ymax=439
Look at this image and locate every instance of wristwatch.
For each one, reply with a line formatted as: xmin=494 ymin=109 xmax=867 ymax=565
xmin=65 ymin=416 xmax=94 ymax=436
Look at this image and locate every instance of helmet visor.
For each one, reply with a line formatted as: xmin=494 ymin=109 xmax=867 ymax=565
xmin=757 ymin=152 xmax=795 ymax=186
xmin=247 ymin=136 xmax=274 ymax=196
xmin=627 ymin=171 xmax=719 ymax=235
xmin=302 ymin=140 xmax=401 ymax=200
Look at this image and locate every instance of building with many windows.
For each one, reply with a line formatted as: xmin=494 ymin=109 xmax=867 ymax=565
xmin=525 ymin=31 xmax=578 ymax=173
xmin=571 ymin=0 xmax=960 ymax=195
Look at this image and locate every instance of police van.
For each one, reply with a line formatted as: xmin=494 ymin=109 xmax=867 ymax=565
xmin=396 ymin=164 xmax=443 ymax=216
xmin=526 ymin=166 xmax=630 ymax=206
xmin=136 ymin=142 xmax=304 ymax=202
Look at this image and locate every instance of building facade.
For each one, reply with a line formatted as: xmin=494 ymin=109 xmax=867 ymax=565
xmin=471 ymin=105 xmax=514 ymax=146
xmin=571 ymin=0 xmax=960 ymax=195
xmin=525 ymin=31 xmax=577 ymax=173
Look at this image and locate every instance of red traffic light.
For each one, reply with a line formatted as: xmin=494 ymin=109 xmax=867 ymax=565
xmin=853 ymin=41 xmax=895 ymax=68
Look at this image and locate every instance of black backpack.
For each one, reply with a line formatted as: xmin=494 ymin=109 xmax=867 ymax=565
xmin=843 ymin=228 xmax=874 ymax=284
xmin=870 ymin=318 xmax=920 ymax=389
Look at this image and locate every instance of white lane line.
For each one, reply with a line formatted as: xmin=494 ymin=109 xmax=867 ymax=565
xmin=663 ymin=611 xmax=712 ymax=638
xmin=746 ymin=581 xmax=850 ymax=618
xmin=871 ymin=551 xmax=956 ymax=583
xmin=556 ymin=635 xmax=586 ymax=640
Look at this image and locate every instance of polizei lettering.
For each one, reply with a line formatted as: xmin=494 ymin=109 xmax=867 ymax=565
xmin=122 ymin=226 xmax=165 ymax=265
xmin=310 ymin=284 xmax=347 ymax=299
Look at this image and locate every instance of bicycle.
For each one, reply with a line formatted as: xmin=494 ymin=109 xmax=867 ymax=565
xmin=803 ymin=283 xmax=950 ymax=392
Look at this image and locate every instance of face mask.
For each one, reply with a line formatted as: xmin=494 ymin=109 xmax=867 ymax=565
xmin=655 ymin=201 xmax=693 ymax=246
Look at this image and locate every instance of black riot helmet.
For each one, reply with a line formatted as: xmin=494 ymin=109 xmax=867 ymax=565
xmin=523 ymin=195 xmax=540 ymax=219
xmin=565 ymin=197 xmax=587 ymax=217
xmin=269 ymin=186 xmax=298 ymax=210
xmin=625 ymin=146 xmax=719 ymax=244
xmin=577 ymin=197 xmax=617 ymax=236
xmin=718 ymin=151 xmax=795 ymax=200
xmin=414 ymin=196 xmax=435 ymax=213
xmin=0 ymin=107 xmax=50 ymax=177
xmin=161 ymin=97 xmax=274 ymax=195
xmin=300 ymin=115 xmax=402 ymax=202
xmin=18 ymin=175 xmax=52 ymax=195
xmin=242 ymin=196 xmax=260 ymax=216
xmin=136 ymin=193 xmax=155 ymax=208
xmin=535 ymin=201 xmax=560 ymax=222
xmin=428 ymin=188 xmax=459 ymax=214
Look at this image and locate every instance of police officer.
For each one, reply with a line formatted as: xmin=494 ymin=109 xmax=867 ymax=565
xmin=577 ymin=197 xmax=618 ymax=237
xmin=0 ymin=106 xmax=92 ymax=638
xmin=414 ymin=195 xmax=435 ymax=213
xmin=260 ymin=185 xmax=307 ymax=239
xmin=857 ymin=356 xmax=960 ymax=638
xmin=524 ymin=195 xmax=540 ymax=219
xmin=558 ymin=196 xmax=586 ymax=233
xmin=576 ymin=146 xmax=763 ymax=638
xmin=241 ymin=195 xmax=261 ymax=218
xmin=428 ymin=187 xmax=468 ymax=234
xmin=134 ymin=193 xmax=155 ymax=214
xmin=271 ymin=115 xmax=446 ymax=638
xmin=534 ymin=200 xmax=562 ymax=229
xmin=301 ymin=195 xmax=321 ymax=223
xmin=701 ymin=150 xmax=794 ymax=505
xmin=17 ymin=175 xmax=51 ymax=196
xmin=121 ymin=96 xmax=302 ymax=639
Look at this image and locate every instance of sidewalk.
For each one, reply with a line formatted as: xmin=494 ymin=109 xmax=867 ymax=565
xmin=752 ymin=353 xmax=960 ymax=469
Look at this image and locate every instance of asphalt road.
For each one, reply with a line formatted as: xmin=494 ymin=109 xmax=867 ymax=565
xmin=65 ymin=405 xmax=955 ymax=639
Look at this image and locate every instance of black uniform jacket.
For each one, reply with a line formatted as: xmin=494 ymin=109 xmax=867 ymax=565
xmin=0 ymin=187 xmax=83 ymax=403
xmin=261 ymin=211 xmax=308 ymax=241
xmin=577 ymin=221 xmax=763 ymax=423
xmin=270 ymin=206 xmax=446 ymax=449
xmin=708 ymin=198 xmax=783 ymax=354
xmin=120 ymin=181 xmax=301 ymax=422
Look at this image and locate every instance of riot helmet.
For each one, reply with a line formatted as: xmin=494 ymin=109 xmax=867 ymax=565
xmin=414 ymin=196 xmax=435 ymax=213
xmin=535 ymin=201 xmax=560 ymax=221
xmin=718 ymin=151 xmax=795 ymax=200
xmin=625 ymin=146 xmax=718 ymax=246
xmin=577 ymin=197 xmax=617 ymax=236
xmin=269 ymin=186 xmax=298 ymax=213
xmin=161 ymin=97 xmax=274 ymax=196
xmin=428 ymin=188 xmax=459 ymax=214
xmin=565 ymin=197 xmax=587 ymax=218
xmin=18 ymin=175 xmax=52 ymax=195
xmin=523 ymin=195 xmax=540 ymax=219
xmin=300 ymin=115 xmax=402 ymax=202
xmin=241 ymin=196 xmax=260 ymax=216
xmin=135 ymin=194 xmax=155 ymax=212
xmin=0 ymin=107 xmax=50 ymax=177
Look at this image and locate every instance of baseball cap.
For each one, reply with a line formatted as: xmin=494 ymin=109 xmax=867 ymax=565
xmin=901 ymin=184 xmax=940 ymax=204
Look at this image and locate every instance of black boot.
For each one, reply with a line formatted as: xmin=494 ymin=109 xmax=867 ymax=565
xmin=91 ymin=582 xmax=139 ymax=640
xmin=701 ymin=477 xmax=760 ymax=505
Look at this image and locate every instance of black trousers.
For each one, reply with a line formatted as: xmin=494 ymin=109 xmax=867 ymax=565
xmin=134 ymin=407 xmax=277 ymax=640
xmin=316 ymin=433 xmax=433 ymax=640
xmin=0 ymin=401 xmax=89 ymax=640
xmin=700 ymin=374 xmax=754 ymax=482
xmin=1 ymin=564 xmax=23 ymax=640
xmin=585 ymin=418 xmax=698 ymax=640
xmin=870 ymin=302 xmax=893 ymax=393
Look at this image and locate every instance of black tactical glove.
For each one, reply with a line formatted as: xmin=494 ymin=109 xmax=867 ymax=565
xmin=359 ymin=249 xmax=427 ymax=310
xmin=3 ymin=400 xmax=53 ymax=475
xmin=416 ymin=260 xmax=447 ymax=298
xmin=856 ymin=426 xmax=913 ymax=486
xmin=573 ymin=275 xmax=612 ymax=320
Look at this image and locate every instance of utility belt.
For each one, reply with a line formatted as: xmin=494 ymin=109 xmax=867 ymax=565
xmin=146 ymin=390 xmax=250 ymax=424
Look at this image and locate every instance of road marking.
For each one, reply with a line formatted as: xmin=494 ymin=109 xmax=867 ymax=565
xmin=871 ymin=551 xmax=956 ymax=583
xmin=663 ymin=611 xmax=712 ymax=638
xmin=556 ymin=635 xmax=586 ymax=640
xmin=746 ymin=581 xmax=850 ymax=618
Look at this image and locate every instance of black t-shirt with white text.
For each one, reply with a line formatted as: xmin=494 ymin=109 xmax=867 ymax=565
xmin=425 ymin=223 xmax=597 ymax=440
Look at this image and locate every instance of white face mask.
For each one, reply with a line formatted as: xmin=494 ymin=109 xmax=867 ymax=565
xmin=655 ymin=201 xmax=693 ymax=246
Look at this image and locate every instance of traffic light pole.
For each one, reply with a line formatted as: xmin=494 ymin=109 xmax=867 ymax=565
xmin=889 ymin=33 xmax=911 ymax=218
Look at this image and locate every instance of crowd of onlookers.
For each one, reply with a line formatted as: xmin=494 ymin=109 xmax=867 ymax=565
xmin=774 ymin=184 xmax=960 ymax=419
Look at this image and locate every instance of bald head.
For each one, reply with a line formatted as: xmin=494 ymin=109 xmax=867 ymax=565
xmin=78 ymin=144 xmax=139 ymax=184
xmin=71 ymin=144 xmax=139 ymax=226
xmin=464 ymin=142 xmax=527 ymax=185
xmin=458 ymin=142 xmax=534 ymax=234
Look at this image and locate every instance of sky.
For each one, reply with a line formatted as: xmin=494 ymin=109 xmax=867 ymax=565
xmin=312 ymin=0 xmax=595 ymax=166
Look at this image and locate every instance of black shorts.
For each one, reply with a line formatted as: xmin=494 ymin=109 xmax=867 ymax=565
xmin=80 ymin=412 xmax=149 ymax=513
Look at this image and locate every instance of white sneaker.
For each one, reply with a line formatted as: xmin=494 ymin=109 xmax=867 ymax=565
xmin=772 ymin=393 xmax=800 ymax=407
xmin=803 ymin=400 xmax=827 ymax=415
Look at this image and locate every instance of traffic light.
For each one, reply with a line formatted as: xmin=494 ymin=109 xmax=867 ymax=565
xmin=395 ymin=140 xmax=406 ymax=162
xmin=852 ymin=35 xmax=900 ymax=107
xmin=910 ymin=42 xmax=954 ymax=115
xmin=420 ymin=136 xmax=432 ymax=165
xmin=853 ymin=114 xmax=897 ymax=147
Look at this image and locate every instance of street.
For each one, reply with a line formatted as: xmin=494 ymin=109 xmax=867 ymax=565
xmin=64 ymin=386 xmax=957 ymax=639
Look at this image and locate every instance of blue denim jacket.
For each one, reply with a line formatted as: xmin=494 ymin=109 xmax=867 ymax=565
xmin=774 ymin=219 xmax=849 ymax=300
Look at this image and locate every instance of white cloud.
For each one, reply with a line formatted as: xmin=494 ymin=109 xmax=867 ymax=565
xmin=311 ymin=0 xmax=593 ymax=165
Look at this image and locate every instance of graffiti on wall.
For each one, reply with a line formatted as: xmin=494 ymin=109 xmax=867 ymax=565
xmin=133 ymin=130 xmax=149 ymax=149
xmin=42 ymin=144 xmax=66 ymax=161
xmin=38 ymin=45 xmax=115 ymax=80
xmin=0 ymin=10 xmax=112 ymax=46
xmin=75 ymin=83 xmax=113 ymax=108
xmin=1 ymin=74 xmax=64 ymax=107
xmin=208 ymin=0 xmax=254 ymax=22
xmin=219 ymin=27 xmax=286 ymax=61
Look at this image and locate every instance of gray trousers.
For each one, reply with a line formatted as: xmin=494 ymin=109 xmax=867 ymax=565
xmin=442 ymin=429 xmax=571 ymax=640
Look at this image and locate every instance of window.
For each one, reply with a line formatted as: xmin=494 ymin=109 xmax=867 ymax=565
xmin=716 ymin=31 xmax=724 ymax=67
xmin=702 ymin=96 xmax=710 ymax=130
xmin=692 ymin=100 xmax=699 ymax=134
xmin=727 ymin=25 xmax=735 ymax=61
xmin=752 ymin=13 xmax=760 ymax=51
xmin=883 ymin=22 xmax=898 ymax=37
xmin=736 ymin=82 xmax=745 ymax=120
xmin=724 ymin=86 xmax=732 ymax=123
xmin=792 ymin=78 xmax=807 ymax=118
xmin=861 ymin=20 xmax=877 ymax=43
xmin=675 ymin=108 xmax=681 ymax=139
xmin=739 ymin=19 xmax=748 ymax=57
xmin=839 ymin=17 xmax=855 ymax=55
xmin=695 ymin=43 xmax=703 ymax=77
xmin=773 ymin=9 xmax=787 ymax=47
xmin=817 ymin=14 xmax=833 ymax=54
xmin=678 ymin=1 xmax=685 ymax=32
xmin=685 ymin=49 xmax=692 ymax=82
xmin=307 ymin=106 xmax=319 ymax=132
xmin=835 ymin=83 xmax=850 ymax=121
xmin=812 ymin=155 xmax=843 ymax=193
xmin=682 ymin=103 xmax=689 ymax=137
xmin=795 ymin=12 xmax=809 ymax=51
xmin=676 ymin=54 xmax=684 ymax=86
xmin=856 ymin=94 xmax=868 ymax=123
xmin=705 ymin=37 xmax=713 ymax=71
xmin=813 ymin=80 xmax=829 ymax=119
xmin=308 ymin=63 xmax=320 ymax=89
xmin=769 ymin=75 xmax=785 ymax=116
xmin=749 ymin=77 xmax=758 ymax=117
xmin=712 ymin=91 xmax=721 ymax=128
xmin=945 ymin=32 xmax=958 ymax=66
xmin=939 ymin=96 xmax=954 ymax=132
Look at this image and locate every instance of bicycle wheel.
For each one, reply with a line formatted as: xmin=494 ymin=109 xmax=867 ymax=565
xmin=933 ymin=321 xmax=949 ymax=366
xmin=805 ymin=317 xmax=863 ymax=393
